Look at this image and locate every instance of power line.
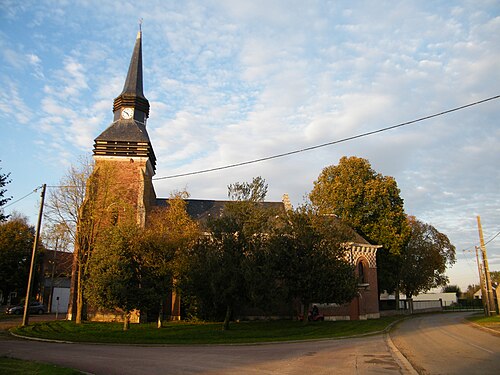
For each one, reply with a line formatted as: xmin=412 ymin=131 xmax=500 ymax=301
xmin=153 ymin=94 xmax=500 ymax=181
xmin=2 ymin=187 xmax=41 ymax=209
xmin=485 ymin=230 xmax=500 ymax=246
xmin=25 ymin=94 xmax=500 ymax=190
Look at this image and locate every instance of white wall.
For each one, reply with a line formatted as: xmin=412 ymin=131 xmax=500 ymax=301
xmin=51 ymin=287 xmax=70 ymax=313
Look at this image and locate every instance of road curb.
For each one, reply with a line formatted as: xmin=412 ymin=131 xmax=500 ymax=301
xmin=9 ymin=330 xmax=76 ymax=344
xmin=383 ymin=317 xmax=419 ymax=375
xmin=385 ymin=332 xmax=419 ymax=375
xmin=465 ymin=319 xmax=500 ymax=336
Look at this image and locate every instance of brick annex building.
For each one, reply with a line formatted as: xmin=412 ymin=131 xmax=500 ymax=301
xmin=68 ymin=31 xmax=381 ymax=322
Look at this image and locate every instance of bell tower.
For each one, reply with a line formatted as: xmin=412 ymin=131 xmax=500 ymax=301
xmin=91 ymin=30 xmax=156 ymax=226
xmin=68 ymin=30 xmax=157 ymax=321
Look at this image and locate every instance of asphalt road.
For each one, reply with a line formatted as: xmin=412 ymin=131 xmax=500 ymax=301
xmin=0 ymin=316 xmax=410 ymax=375
xmin=390 ymin=312 xmax=500 ymax=375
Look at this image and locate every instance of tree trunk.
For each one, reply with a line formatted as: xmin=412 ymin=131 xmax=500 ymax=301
xmin=395 ymin=284 xmax=400 ymax=312
xmin=302 ymin=300 xmax=311 ymax=325
xmin=76 ymin=262 xmax=83 ymax=324
xmin=123 ymin=311 xmax=130 ymax=331
xmin=223 ymin=305 xmax=232 ymax=330
xmin=157 ymin=299 xmax=163 ymax=329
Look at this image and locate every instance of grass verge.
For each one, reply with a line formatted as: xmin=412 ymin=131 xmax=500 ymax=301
xmin=0 ymin=357 xmax=83 ymax=374
xmin=11 ymin=316 xmax=401 ymax=345
xmin=466 ymin=314 xmax=500 ymax=332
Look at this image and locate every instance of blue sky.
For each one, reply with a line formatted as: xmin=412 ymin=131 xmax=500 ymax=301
xmin=1 ymin=0 xmax=499 ymax=291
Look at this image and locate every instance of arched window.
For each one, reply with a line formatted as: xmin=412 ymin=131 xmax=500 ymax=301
xmin=357 ymin=260 xmax=366 ymax=284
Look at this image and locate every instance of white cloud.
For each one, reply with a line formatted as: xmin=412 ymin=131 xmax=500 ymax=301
xmin=0 ymin=79 xmax=32 ymax=124
xmin=2 ymin=0 xmax=499 ymax=290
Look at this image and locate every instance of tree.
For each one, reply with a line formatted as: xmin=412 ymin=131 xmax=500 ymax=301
xmin=180 ymin=177 xmax=278 ymax=330
xmin=464 ymin=284 xmax=481 ymax=299
xmin=442 ymin=285 xmax=461 ymax=298
xmin=85 ymin=222 xmax=144 ymax=330
xmin=45 ymin=156 xmax=93 ymax=245
xmin=309 ymin=156 xmax=410 ymax=294
xmin=310 ymin=156 xmax=409 ymax=255
xmin=0 ymin=161 xmax=12 ymax=222
xmin=0 ymin=214 xmax=35 ymax=303
xmin=490 ymin=271 xmax=500 ymax=284
xmin=143 ymin=191 xmax=200 ymax=326
xmin=270 ymin=208 xmax=358 ymax=322
xmin=399 ymin=217 xmax=456 ymax=298
xmin=71 ymin=160 xmax=131 ymax=324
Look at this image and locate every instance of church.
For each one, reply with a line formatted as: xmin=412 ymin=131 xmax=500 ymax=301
xmin=67 ymin=31 xmax=381 ymax=323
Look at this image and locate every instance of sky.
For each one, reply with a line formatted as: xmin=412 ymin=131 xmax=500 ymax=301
xmin=1 ymin=0 xmax=499 ymax=291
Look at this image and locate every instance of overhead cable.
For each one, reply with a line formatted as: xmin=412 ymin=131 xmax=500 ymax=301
xmin=153 ymin=94 xmax=500 ymax=181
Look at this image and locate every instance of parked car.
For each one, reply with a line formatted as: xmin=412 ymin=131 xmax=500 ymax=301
xmin=6 ymin=301 xmax=46 ymax=315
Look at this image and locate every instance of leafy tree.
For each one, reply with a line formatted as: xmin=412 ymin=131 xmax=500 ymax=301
xmin=182 ymin=229 xmax=248 ymax=329
xmin=442 ymin=284 xmax=461 ymax=298
xmin=309 ymin=156 xmax=410 ymax=294
xmin=464 ymin=284 xmax=481 ymax=299
xmin=85 ymin=222 xmax=142 ymax=330
xmin=399 ymin=217 xmax=456 ymax=298
xmin=143 ymin=191 xmax=200 ymax=326
xmin=270 ymin=208 xmax=358 ymax=322
xmin=0 ymin=161 xmax=12 ymax=222
xmin=72 ymin=161 xmax=131 ymax=323
xmin=490 ymin=271 xmax=500 ymax=284
xmin=180 ymin=177 xmax=277 ymax=330
xmin=310 ymin=156 xmax=409 ymax=255
xmin=0 ymin=214 xmax=35 ymax=303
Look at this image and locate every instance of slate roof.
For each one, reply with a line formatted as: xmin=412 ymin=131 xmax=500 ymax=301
xmin=154 ymin=198 xmax=374 ymax=246
xmin=95 ymin=119 xmax=151 ymax=143
xmin=155 ymin=198 xmax=284 ymax=223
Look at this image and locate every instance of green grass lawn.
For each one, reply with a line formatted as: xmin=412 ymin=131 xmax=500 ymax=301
xmin=0 ymin=357 xmax=83 ymax=375
xmin=467 ymin=314 xmax=500 ymax=332
xmin=11 ymin=316 xmax=401 ymax=345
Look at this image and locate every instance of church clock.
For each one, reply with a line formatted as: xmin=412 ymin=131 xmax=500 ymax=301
xmin=121 ymin=107 xmax=134 ymax=119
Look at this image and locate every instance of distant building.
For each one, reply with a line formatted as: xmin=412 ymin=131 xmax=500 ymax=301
xmin=39 ymin=249 xmax=73 ymax=313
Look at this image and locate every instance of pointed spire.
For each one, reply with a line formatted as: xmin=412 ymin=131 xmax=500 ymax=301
xmin=113 ymin=28 xmax=150 ymax=117
xmin=120 ymin=30 xmax=145 ymax=99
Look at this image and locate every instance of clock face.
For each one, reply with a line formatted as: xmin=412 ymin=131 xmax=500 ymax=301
xmin=121 ymin=107 xmax=134 ymax=119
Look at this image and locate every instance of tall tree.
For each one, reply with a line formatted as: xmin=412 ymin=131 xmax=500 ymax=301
xmin=85 ymin=222 xmax=144 ymax=330
xmin=0 ymin=214 xmax=35 ymax=303
xmin=0 ymin=161 xmax=12 ymax=222
xmin=310 ymin=156 xmax=409 ymax=254
xmin=44 ymin=156 xmax=93 ymax=245
xmin=399 ymin=217 xmax=456 ymax=298
xmin=309 ymin=156 xmax=410 ymax=294
xmin=180 ymin=177 xmax=277 ymax=330
xmin=270 ymin=208 xmax=358 ymax=322
xmin=71 ymin=161 xmax=130 ymax=323
xmin=144 ymin=191 xmax=200 ymax=326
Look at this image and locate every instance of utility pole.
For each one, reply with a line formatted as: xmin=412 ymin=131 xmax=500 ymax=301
xmin=22 ymin=184 xmax=46 ymax=327
xmin=475 ymin=246 xmax=489 ymax=314
xmin=477 ymin=216 xmax=496 ymax=316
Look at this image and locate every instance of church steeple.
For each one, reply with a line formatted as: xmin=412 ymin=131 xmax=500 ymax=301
xmin=112 ymin=30 xmax=150 ymax=120
xmin=93 ymin=30 xmax=156 ymax=171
